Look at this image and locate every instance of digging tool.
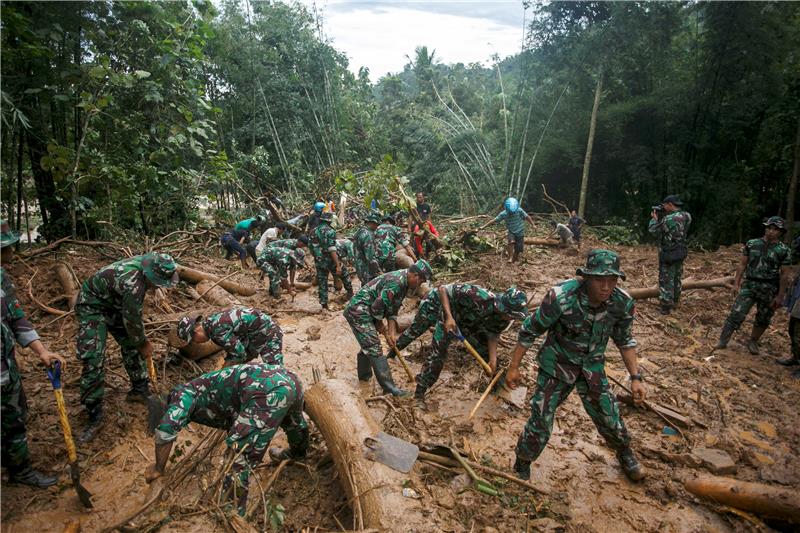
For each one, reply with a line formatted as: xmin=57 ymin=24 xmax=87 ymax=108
xmin=449 ymin=447 xmax=498 ymax=496
xmin=390 ymin=345 xmax=416 ymax=383
xmin=454 ymin=329 xmax=493 ymax=376
xmin=363 ymin=432 xmax=419 ymax=473
xmin=455 ymin=329 xmax=528 ymax=408
xmin=46 ymin=361 xmax=93 ymax=508
xmin=145 ymin=352 xmax=168 ymax=435
xmin=469 ymin=370 xmax=505 ymax=419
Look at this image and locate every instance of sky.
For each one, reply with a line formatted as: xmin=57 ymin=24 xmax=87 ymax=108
xmin=295 ymin=1 xmax=527 ymax=82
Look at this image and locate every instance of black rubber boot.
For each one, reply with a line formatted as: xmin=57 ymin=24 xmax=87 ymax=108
xmin=413 ymin=384 xmax=427 ymax=409
xmin=513 ymin=457 xmax=531 ymax=480
xmin=126 ymin=379 xmax=151 ymax=404
xmin=792 ymin=368 xmax=800 ymax=380
xmin=372 ymin=357 xmax=409 ymax=397
xmin=776 ymin=356 xmax=800 ymax=366
xmin=8 ymin=464 xmax=57 ymax=488
xmin=79 ymin=405 xmax=104 ymax=444
xmin=357 ymin=351 xmax=373 ymax=381
xmin=748 ymin=326 xmax=767 ymax=355
xmin=659 ymin=303 xmax=671 ymax=315
xmin=715 ymin=325 xmax=734 ymax=349
xmin=617 ymin=447 xmax=646 ymax=481
xmin=269 ymin=447 xmax=305 ymax=462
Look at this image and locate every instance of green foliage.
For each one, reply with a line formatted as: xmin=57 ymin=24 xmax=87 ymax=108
xmin=335 ymin=155 xmax=415 ymax=211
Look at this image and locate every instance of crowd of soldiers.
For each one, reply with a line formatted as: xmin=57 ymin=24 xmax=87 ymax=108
xmin=1 ymin=190 xmax=798 ymax=517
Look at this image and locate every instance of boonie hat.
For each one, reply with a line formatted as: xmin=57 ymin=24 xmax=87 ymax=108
xmin=495 ymin=286 xmax=529 ymax=320
xmin=141 ymin=252 xmax=180 ymax=288
xmin=576 ymin=249 xmax=626 ymax=280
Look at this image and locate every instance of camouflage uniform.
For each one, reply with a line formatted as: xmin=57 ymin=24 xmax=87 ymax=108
xmin=309 ymin=219 xmax=341 ymax=306
xmin=75 ymin=257 xmax=151 ymax=410
xmin=267 ymin=238 xmax=303 ymax=251
xmin=256 ymin=246 xmax=299 ymax=297
xmin=1 ymin=267 xmax=41 ymax=471
xmin=515 ymin=278 xmax=637 ymax=463
xmin=723 ymin=237 xmax=791 ymax=331
xmin=200 ymin=308 xmax=283 ymax=365
xmin=396 ymin=288 xmax=441 ymax=350
xmin=335 ymin=239 xmax=355 ymax=293
xmin=648 ymin=209 xmax=692 ymax=307
xmin=155 ymin=364 xmax=308 ymax=513
xmin=374 ymin=223 xmax=410 ymax=272
xmin=353 ymin=225 xmax=379 ymax=284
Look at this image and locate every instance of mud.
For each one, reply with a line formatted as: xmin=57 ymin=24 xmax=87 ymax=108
xmin=2 ymin=229 xmax=798 ymax=532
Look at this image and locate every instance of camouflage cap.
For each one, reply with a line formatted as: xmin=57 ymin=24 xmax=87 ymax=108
xmin=176 ymin=313 xmax=203 ymax=343
xmin=576 ymin=249 xmax=626 ymax=280
xmin=364 ymin=211 xmax=382 ymax=224
xmin=319 ymin=212 xmax=334 ymax=223
xmin=409 ymin=258 xmax=434 ymax=281
xmin=291 ymin=248 xmax=306 ymax=265
xmin=142 ymin=252 xmax=180 ymax=288
xmin=381 ymin=212 xmax=395 ymax=223
xmin=763 ymin=216 xmax=786 ymax=231
xmin=0 ymin=220 xmax=20 ymax=249
xmin=661 ymin=194 xmax=683 ymax=206
xmin=495 ymin=286 xmax=529 ymax=320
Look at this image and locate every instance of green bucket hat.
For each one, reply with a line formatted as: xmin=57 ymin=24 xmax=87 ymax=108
xmin=364 ymin=211 xmax=382 ymax=224
xmin=0 ymin=220 xmax=21 ymax=249
xmin=141 ymin=252 xmax=179 ymax=288
xmin=495 ymin=286 xmax=529 ymax=320
xmin=176 ymin=313 xmax=202 ymax=343
xmin=576 ymin=249 xmax=626 ymax=280
xmin=410 ymin=258 xmax=433 ymax=281
xmin=763 ymin=216 xmax=786 ymax=232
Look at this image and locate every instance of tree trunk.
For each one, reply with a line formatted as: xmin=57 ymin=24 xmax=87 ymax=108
xmin=523 ymin=237 xmax=562 ymax=246
xmin=786 ymin=114 xmax=799 ymax=243
xmin=684 ymin=475 xmax=800 ymax=522
xmin=53 ymin=263 xmax=80 ymax=310
xmin=176 ymin=265 xmax=257 ymax=296
xmin=167 ymin=325 xmax=224 ymax=361
xmin=578 ymin=68 xmax=603 ymax=219
xmin=196 ymin=279 xmax=240 ymax=306
xmin=625 ymin=276 xmax=734 ymax=300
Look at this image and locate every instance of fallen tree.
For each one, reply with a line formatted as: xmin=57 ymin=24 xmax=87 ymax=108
xmin=626 ymin=276 xmax=734 ymax=300
xmin=167 ymin=322 xmax=224 ymax=361
xmin=177 ymin=265 xmax=256 ymax=296
xmin=53 ymin=262 xmax=80 ymax=310
xmin=196 ymin=279 xmax=240 ymax=306
xmin=304 ymin=379 xmax=423 ymax=532
xmin=685 ymin=474 xmax=800 ymax=523
xmin=523 ymin=237 xmax=563 ymax=246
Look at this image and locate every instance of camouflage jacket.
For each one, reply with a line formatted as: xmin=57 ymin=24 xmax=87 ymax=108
xmin=354 ymin=226 xmax=376 ymax=261
xmin=444 ymin=283 xmax=510 ymax=336
xmin=336 ymin=239 xmax=354 ymax=264
xmin=742 ymin=238 xmax=792 ymax=282
xmin=267 ymin=239 xmax=302 ymax=251
xmin=1 ymin=267 xmax=40 ymax=384
xmin=346 ymin=270 xmax=408 ymax=321
xmin=201 ymin=308 xmax=281 ymax=363
xmin=648 ymin=210 xmax=692 ymax=250
xmin=257 ymin=246 xmax=294 ymax=276
xmin=156 ymin=363 xmax=302 ymax=440
xmin=310 ymin=223 xmax=337 ymax=267
xmin=374 ymin=224 xmax=409 ymax=262
xmin=75 ymin=255 xmax=148 ymax=345
xmin=518 ymin=279 xmax=637 ymax=381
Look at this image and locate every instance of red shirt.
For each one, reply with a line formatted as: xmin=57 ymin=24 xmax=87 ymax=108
xmin=413 ymin=221 xmax=439 ymax=256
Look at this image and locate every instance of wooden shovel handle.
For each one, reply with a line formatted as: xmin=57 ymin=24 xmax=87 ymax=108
xmin=460 ymin=338 xmax=493 ymax=376
xmin=53 ymin=388 xmax=78 ymax=463
xmin=469 ymin=370 xmax=505 ymax=419
xmin=392 ymin=347 xmax=416 ymax=383
xmin=145 ymin=353 xmax=158 ymax=384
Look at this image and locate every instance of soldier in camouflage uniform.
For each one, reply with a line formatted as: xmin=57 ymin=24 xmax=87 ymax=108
xmin=375 ymin=214 xmax=417 ymax=272
xmin=176 ymin=307 xmax=284 ymax=366
xmin=344 ymin=259 xmax=433 ymax=396
xmin=716 ymin=216 xmax=792 ymax=355
xmin=309 ymin=212 xmax=343 ymax=310
xmin=266 ymin=236 xmax=309 ymax=252
xmin=506 ymin=249 xmax=647 ymax=482
xmin=648 ymin=195 xmax=692 ymax=314
xmin=399 ymin=284 xmax=529 ymax=404
xmin=335 ymin=238 xmax=355 ymax=297
xmin=353 ymin=211 xmax=381 ymax=285
xmin=778 ymin=235 xmax=800 ymax=378
xmin=75 ymin=252 xmax=179 ymax=442
xmin=0 ymin=221 xmax=65 ymax=488
xmin=145 ymin=363 xmax=308 ymax=515
xmin=256 ymin=246 xmax=305 ymax=298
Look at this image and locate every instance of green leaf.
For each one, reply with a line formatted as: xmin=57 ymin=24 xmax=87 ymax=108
xmin=134 ymin=70 xmax=151 ymax=79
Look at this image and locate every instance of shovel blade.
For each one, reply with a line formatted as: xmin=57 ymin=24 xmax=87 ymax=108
xmin=146 ymin=394 xmax=168 ymax=435
xmin=497 ymin=383 xmax=527 ymax=409
xmin=364 ymin=431 xmax=419 ymax=473
xmin=70 ymin=462 xmax=94 ymax=508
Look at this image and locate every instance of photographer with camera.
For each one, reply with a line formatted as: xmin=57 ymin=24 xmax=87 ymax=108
xmin=648 ymin=195 xmax=692 ymax=315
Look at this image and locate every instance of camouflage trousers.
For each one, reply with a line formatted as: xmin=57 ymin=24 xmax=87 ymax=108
xmin=1 ymin=351 xmax=30 ymax=469
xmin=724 ymin=280 xmax=778 ymax=330
xmin=256 ymin=258 xmax=287 ymax=297
xmin=354 ymin=256 xmax=378 ymax=285
xmin=417 ymin=323 xmax=490 ymax=390
xmin=156 ymin=382 xmax=308 ymax=514
xmin=658 ymin=258 xmax=684 ymax=306
xmin=515 ymin=368 xmax=630 ymax=462
xmin=790 ymin=317 xmax=800 ymax=358
xmin=76 ymin=311 xmax=147 ymax=409
xmin=396 ymin=289 xmax=441 ymax=350
xmin=344 ymin=305 xmax=385 ymax=381
xmin=315 ymin=264 xmax=352 ymax=306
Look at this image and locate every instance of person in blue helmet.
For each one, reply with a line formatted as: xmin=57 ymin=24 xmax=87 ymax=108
xmin=306 ymin=201 xmax=326 ymax=234
xmin=479 ymin=197 xmax=535 ymax=263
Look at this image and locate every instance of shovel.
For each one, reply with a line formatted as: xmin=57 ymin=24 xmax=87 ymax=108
xmin=455 ymin=329 xmax=528 ymax=408
xmin=390 ymin=345 xmax=416 ymax=383
xmin=145 ymin=352 xmax=168 ymax=435
xmin=46 ymin=361 xmax=93 ymax=508
xmin=363 ymin=432 xmax=419 ymax=473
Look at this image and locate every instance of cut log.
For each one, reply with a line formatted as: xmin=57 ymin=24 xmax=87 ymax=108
xmin=684 ymin=474 xmax=800 ymax=523
xmin=293 ymin=280 xmax=312 ymax=290
xmin=523 ymin=237 xmax=562 ymax=246
xmin=626 ymin=276 xmax=734 ymax=300
xmin=167 ymin=323 xmax=224 ymax=361
xmin=196 ymin=279 xmax=240 ymax=306
xmin=54 ymin=263 xmax=80 ymax=310
xmin=177 ymin=265 xmax=256 ymax=296
xmin=304 ymin=379 xmax=423 ymax=532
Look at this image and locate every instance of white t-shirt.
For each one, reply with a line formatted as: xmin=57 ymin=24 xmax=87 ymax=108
xmin=255 ymin=227 xmax=279 ymax=255
xmin=555 ymin=223 xmax=574 ymax=242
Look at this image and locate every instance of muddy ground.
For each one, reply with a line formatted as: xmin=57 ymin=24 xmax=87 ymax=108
xmin=1 ymin=224 xmax=799 ymax=532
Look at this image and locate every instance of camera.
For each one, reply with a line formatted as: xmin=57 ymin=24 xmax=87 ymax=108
xmin=652 ymin=204 xmax=665 ymax=219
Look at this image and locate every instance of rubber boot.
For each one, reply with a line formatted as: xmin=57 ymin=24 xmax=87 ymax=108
xmin=413 ymin=383 xmax=427 ymax=409
xmin=617 ymin=447 xmax=646 ymax=481
xmin=659 ymin=302 xmax=671 ymax=315
xmin=357 ymin=351 xmax=373 ymax=381
xmin=372 ymin=357 xmax=409 ymax=397
xmin=776 ymin=356 xmax=799 ymax=366
xmin=715 ymin=325 xmax=734 ymax=349
xmin=748 ymin=326 xmax=767 ymax=355
xmin=8 ymin=463 xmax=57 ymax=488
xmin=513 ymin=457 xmax=531 ymax=480
xmin=79 ymin=405 xmax=104 ymax=444
xmin=126 ymin=378 xmax=151 ymax=404
xmin=792 ymin=368 xmax=800 ymax=380
xmin=269 ymin=447 xmax=305 ymax=462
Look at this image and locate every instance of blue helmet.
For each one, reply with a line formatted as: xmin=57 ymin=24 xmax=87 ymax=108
xmin=504 ymin=197 xmax=519 ymax=213
xmin=313 ymin=201 xmax=325 ymax=213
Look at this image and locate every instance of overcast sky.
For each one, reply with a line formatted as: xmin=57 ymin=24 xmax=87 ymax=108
xmin=294 ymin=1 xmax=527 ymax=82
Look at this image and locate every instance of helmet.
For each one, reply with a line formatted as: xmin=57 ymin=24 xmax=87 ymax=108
xmin=504 ymin=197 xmax=519 ymax=213
xmin=313 ymin=201 xmax=325 ymax=213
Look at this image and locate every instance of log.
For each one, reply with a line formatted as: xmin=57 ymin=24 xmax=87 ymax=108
xmin=54 ymin=263 xmax=80 ymax=310
xmin=196 ymin=279 xmax=240 ymax=306
xmin=523 ymin=237 xmax=561 ymax=246
xmin=626 ymin=276 xmax=734 ymax=300
xmin=293 ymin=280 xmax=312 ymax=290
xmin=304 ymin=379 xmax=423 ymax=532
xmin=167 ymin=324 xmax=224 ymax=361
xmin=177 ymin=265 xmax=256 ymax=296
xmin=684 ymin=474 xmax=800 ymax=522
